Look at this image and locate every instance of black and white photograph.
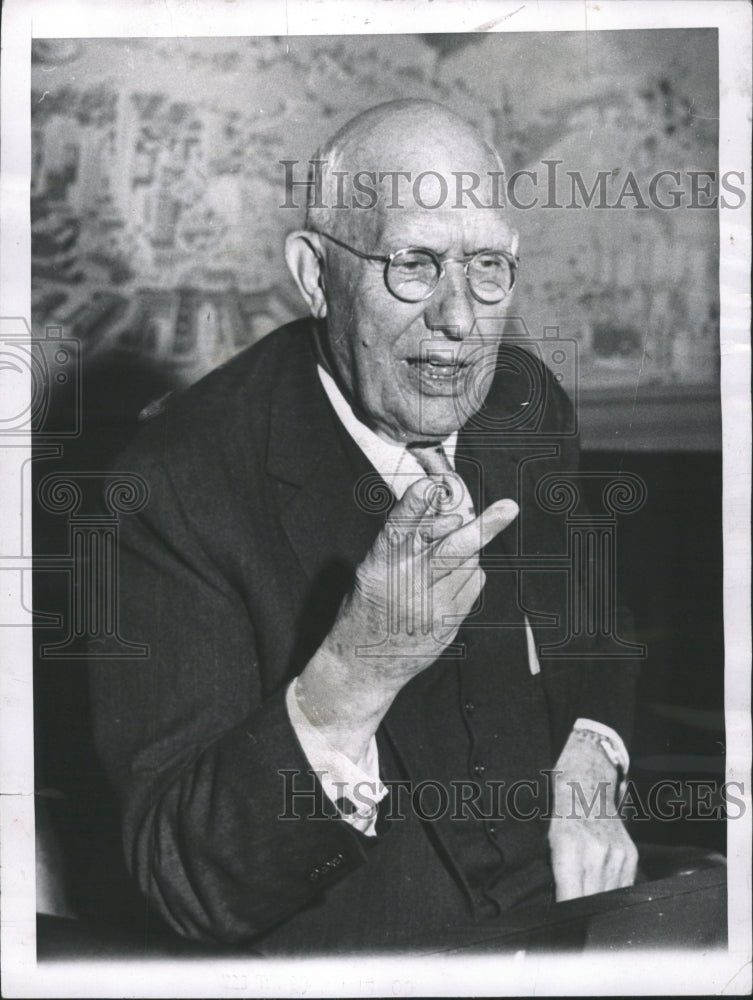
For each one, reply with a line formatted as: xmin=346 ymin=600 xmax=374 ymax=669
xmin=0 ymin=0 xmax=750 ymax=995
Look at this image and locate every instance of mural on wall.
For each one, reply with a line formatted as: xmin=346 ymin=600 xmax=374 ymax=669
xmin=30 ymin=31 xmax=720 ymax=441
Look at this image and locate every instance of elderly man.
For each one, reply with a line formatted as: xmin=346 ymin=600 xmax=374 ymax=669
xmin=90 ymin=100 xmax=639 ymax=952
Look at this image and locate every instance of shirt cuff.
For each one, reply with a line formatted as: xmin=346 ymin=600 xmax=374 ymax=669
xmin=573 ymin=718 xmax=630 ymax=776
xmin=286 ymin=678 xmax=387 ymax=836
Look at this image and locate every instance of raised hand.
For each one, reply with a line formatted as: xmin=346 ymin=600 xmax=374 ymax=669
xmin=295 ymin=476 xmax=518 ymax=760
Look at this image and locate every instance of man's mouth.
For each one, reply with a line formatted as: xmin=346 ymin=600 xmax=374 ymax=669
xmin=405 ymin=353 xmax=469 ymax=381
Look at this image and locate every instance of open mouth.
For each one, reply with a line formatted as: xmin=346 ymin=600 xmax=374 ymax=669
xmin=405 ymin=352 xmax=469 ymax=381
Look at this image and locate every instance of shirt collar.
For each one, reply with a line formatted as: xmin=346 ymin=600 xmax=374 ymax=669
xmin=317 ymin=365 xmax=457 ymax=499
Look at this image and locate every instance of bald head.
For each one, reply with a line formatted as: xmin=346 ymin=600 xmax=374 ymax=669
xmin=305 ymin=100 xmax=506 ymax=242
xmin=285 ymin=99 xmax=519 ymax=444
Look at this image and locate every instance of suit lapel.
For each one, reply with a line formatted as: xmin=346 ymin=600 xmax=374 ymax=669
xmin=266 ymin=322 xmax=386 ymax=588
xmin=266 ymin=331 xmax=533 ymax=576
xmin=265 ymin=326 xmax=446 ymax=787
xmin=455 ymin=366 xmax=527 ymax=560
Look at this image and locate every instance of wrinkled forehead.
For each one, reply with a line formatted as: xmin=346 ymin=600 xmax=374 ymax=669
xmin=347 ymin=160 xmax=515 ymax=250
xmin=371 ymin=201 xmax=517 ymax=254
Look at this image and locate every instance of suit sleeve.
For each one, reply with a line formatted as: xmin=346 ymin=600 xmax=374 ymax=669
xmin=89 ymin=445 xmax=372 ymax=944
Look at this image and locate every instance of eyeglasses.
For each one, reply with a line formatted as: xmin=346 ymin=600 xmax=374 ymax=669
xmin=312 ymin=230 xmax=518 ymax=304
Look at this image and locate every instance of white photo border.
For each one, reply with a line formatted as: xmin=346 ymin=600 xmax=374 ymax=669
xmin=1 ymin=1 xmax=750 ymax=996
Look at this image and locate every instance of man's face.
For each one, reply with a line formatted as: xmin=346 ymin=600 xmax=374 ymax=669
xmin=321 ymin=202 xmax=518 ymax=443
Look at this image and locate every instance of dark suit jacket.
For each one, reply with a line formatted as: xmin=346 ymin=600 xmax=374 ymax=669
xmin=89 ymin=319 xmax=637 ymax=952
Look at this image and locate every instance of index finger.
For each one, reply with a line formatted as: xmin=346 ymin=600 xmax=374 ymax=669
xmin=434 ymin=499 xmax=519 ymax=563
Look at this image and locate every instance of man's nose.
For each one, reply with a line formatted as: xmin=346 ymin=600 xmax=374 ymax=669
xmin=422 ymin=264 xmax=475 ymax=340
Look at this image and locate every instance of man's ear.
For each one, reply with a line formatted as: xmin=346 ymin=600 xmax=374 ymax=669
xmin=285 ymin=231 xmax=328 ymax=319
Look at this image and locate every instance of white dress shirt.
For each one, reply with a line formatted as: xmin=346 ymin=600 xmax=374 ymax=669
xmin=285 ymin=365 xmax=629 ymax=835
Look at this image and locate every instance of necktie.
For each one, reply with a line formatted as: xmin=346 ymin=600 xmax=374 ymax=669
xmin=407 ymin=442 xmax=476 ymax=524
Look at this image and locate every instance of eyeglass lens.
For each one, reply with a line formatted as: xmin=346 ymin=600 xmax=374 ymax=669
xmin=386 ymin=248 xmax=514 ymax=303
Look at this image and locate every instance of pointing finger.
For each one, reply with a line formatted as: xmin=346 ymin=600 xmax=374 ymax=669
xmin=435 ymin=499 xmax=519 ymax=563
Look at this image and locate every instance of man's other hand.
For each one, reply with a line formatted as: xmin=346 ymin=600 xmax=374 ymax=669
xmin=295 ymin=478 xmax=518 ymax=760
xmin=548 ymin=730 xmax=638 ymax=901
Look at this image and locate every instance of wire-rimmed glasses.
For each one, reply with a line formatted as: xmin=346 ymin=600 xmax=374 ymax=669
xmin=312 ymin=230 xmax=518 ymax=304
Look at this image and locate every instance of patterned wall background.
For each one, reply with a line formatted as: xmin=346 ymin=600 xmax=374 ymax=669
xmin=30 ymin=30 xmax=721 ymax=447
